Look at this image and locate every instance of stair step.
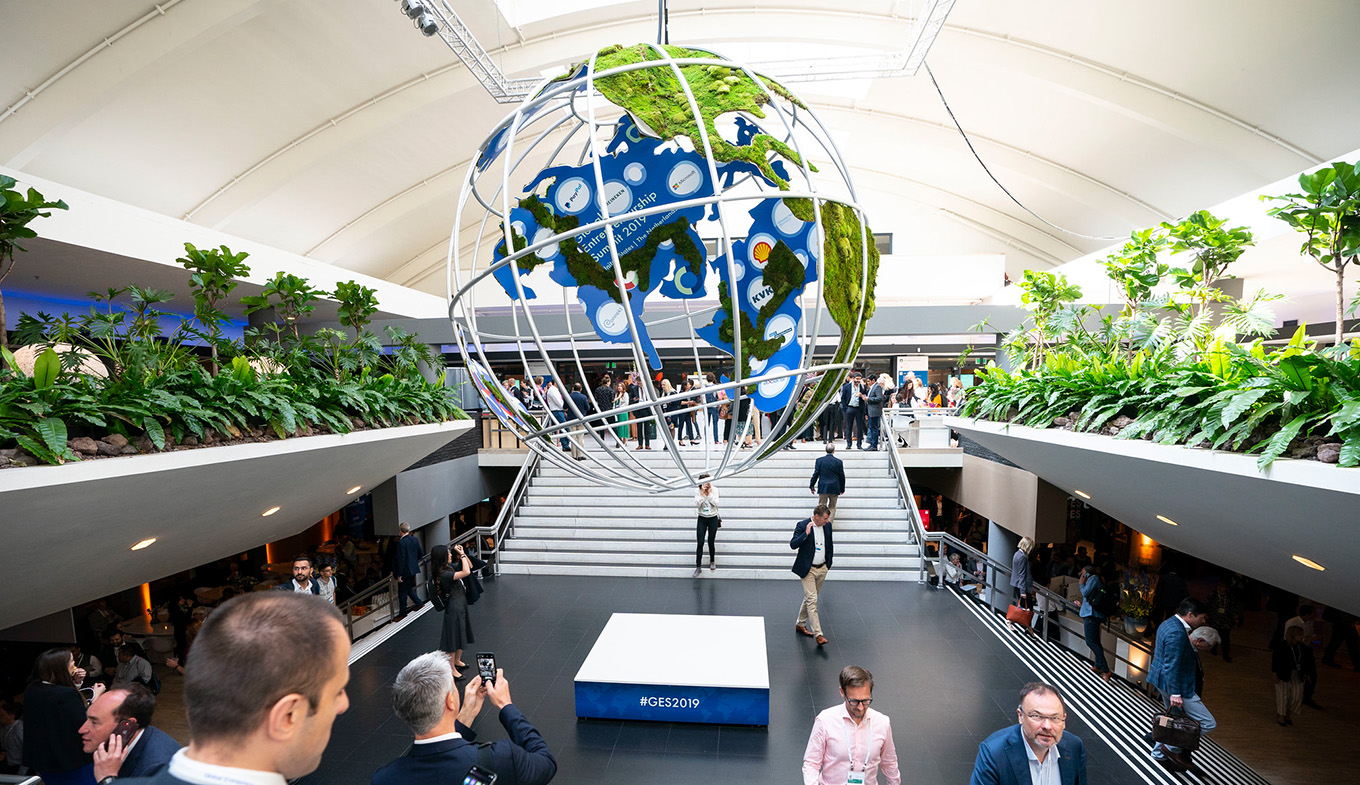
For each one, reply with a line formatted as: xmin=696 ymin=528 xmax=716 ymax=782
xmin=498 ymin=550 xmax=914 ymax=569
xmin=530 ymin=477 xmax=901 ymax=489
xmin=512 ymin=527 xmax=911 ymax=543
xmin=512 ymin=515 xmax=912 ymax=531
xmin=504 ymin=539 xmax=919 ymax=556
xmin=520 ymin=499 xmax=906 ymax=512
xmin=497 ymin=564 xmax=923 ymax=581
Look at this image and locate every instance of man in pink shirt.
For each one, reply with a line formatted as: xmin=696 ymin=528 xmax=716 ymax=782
xmin=802 ymin=666 xmax=901 ymax=785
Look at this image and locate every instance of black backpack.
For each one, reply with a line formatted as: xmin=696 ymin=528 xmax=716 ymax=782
xmin=1094 ymin=583 xmax=1121 ymax=617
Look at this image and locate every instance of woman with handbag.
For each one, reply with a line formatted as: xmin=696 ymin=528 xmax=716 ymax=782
xmin=1008 ymin=537 xmax=1036 ymax=634
xmin=432 ymin=544 xmax=475 ymax=677
xmin=693 ymin=475 xmax=721 ymax=577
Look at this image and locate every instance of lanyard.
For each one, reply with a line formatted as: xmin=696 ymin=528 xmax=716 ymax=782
xmin=841 ymin=715 xmax=870 ymax=772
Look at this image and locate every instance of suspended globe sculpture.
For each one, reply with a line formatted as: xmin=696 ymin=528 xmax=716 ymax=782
xmin=449 ymin=43 xmax=879 ymax=491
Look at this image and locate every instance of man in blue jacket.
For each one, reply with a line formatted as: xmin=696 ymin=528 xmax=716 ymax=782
xmin=84 ymin=684 xmax=181 ymax=780
xmin=394 ymin=522 xmax=425 ymax=620
xmin=809 ymin=443 xmax=847 ymax=522
xmin=970 ymin=683 xmax=1086 ymax=785
xmin=791 ymin=504 xmax=834 ymax=645
xmin=373 ymin=653 xmax=556 ymax=785
xmin=1147 ymin=597 xmax=1214 ymax=773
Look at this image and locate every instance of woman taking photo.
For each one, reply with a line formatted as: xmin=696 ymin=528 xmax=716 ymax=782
xmin=693 ymin=475 xmax=721 ymax=576
xmin=432 ymin=544 xmax=476 ymax=677
xmin=25 ymin=648 xmax=103 ymax=785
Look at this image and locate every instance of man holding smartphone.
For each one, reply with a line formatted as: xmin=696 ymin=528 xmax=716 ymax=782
xmin=375 ymin=652 xmax=557 ymax=785
xmin=80 ymin=684 xmax=180 ymax=781
xmin=792 ymin=504 xmax=834 ymax=646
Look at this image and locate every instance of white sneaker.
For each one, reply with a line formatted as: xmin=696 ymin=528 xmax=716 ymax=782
xmin=691 ymin=568 xmax=701 ymax=578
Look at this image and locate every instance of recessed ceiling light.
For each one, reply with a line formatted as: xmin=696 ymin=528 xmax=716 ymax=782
xmin=1156 ymin=515 xmax=1179 ymax=526
xmin=130 ymin=538 xmax=157 ymax=551
xmin=1292 ymin=555 xmax=1325 ymax=571
xmin=262 ymin=506 xmax=281 ymax=517
xmin=1074 ymin=490 xmax=1091 ymax=499
xmin=346 ymin=485 xmax=362 ymax=494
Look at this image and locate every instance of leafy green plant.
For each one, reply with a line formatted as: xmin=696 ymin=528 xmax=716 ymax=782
xmin=1120 ymin=591 xmax=1152 ymax=619
xmin=178 ymin=243 xmax=251 ymax=370
xmin=1264 ymin=161 xmax=1360 ymax=348
xmin=334 ymin=280 xmax=379 ymax=338
xmin=241 ymin=271 xmax=324 ymax=341
xmin=0 ymin=175 xmax=68 ymax=349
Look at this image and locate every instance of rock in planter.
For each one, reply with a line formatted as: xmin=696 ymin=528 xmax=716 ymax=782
xmin=69 ymin=437 xmax=99 ymax=455
xmin=120 ymin=445 xmax=138 ymax=455
xmin=1317 ymin=443 xmax=1342 ymax=464
xmin=1052 ymin=417 xmax=1071 ymax=428
xmin=181 ymin=435 xmax=200 ymax=447
xmin=96 ymin=440 xmax=123 ymax=457
xmin=102 ymin=433 xmax=130 ymax=448
xmin=1288 ymin=442 xmax=1319 ymax=460
xmin=133 ymin=436 xmax=155 ymax=453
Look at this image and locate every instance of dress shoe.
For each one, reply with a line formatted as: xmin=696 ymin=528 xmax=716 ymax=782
xmin=816 ymin=635 xmax=828 ymax=646
xmin=796 ymin=624 xmax=814 ymax=637
xmin=1100 ymin=671 xmax=1112 ymax=683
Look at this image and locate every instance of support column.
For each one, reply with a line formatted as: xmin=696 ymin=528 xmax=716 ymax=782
xmin=421 ymin=515 xmax=451 ymax=552
xmin=987 ymin=520 xmax=1019 ymax=615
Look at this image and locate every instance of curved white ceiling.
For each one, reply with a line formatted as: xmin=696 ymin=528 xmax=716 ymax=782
xmin=3 ymin=0 xmax=1358 ymax=294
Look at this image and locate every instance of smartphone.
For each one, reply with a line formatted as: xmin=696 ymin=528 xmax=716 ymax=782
xmin=476 ymin=652 xmax=496 ymax=686
xmin=463 ymin=764 xmax=497 ymax=785
xmin=112 ymin=717 xmax=139 ymax=747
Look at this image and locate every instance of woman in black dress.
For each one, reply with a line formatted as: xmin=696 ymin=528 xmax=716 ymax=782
xmin=24 ymin=648 xmax=102 ymax=785
xmin=433 ymin=544 xmax=475 ymax=676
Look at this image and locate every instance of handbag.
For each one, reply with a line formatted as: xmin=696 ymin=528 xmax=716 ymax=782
xmin=1006 ymin=604 xmax=1035 ymax=627
xmin=719 ymin=403 xmax=731 ymax=420
xmin=1151 ymin=708 xmax=1201 ymax=751
xmin=716 ymin=517 xmax=723 ymax=528
xmin=429 ymin=574 xmax=447 ymax=612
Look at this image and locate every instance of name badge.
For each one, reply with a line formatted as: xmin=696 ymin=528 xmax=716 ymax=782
xmin=847 ymin=771 xmax=865 ymax=785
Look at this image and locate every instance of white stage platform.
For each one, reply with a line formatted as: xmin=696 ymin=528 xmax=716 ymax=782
xmin=574 ymin=613 xmax=770 ymax=725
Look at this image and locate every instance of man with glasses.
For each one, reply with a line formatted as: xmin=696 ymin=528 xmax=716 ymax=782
xmin=970 ymin=682 xmax=1087 ymax=785
xmin=802 ymin=665 xmax=900 ymax=785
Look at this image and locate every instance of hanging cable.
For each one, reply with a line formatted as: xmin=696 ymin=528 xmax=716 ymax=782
xmin=923 ymin=62 xmax=1123 ymax=242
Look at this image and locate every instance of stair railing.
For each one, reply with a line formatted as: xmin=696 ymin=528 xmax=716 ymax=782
xmin=481 ymin=445 xmax=542 ymax=575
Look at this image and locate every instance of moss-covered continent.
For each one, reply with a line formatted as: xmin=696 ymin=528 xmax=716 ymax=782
xmin=715 ymin=238 xmax=807 ymax=373
xmin=586 ymin=44 xmax=814 ymax=190
xmin=498 ymin=194 xmax=705 ymax=306
xmin=771 ymin=198 xmax=880 ymax=443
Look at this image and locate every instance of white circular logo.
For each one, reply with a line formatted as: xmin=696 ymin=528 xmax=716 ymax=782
xmin=773 ymin=200 xmax=803 ymax=236
xmin=603 ymin=181 xmax=633 ymax=216
xmin=556 ymin=178 xmax=591 ymax=214
xmin=533 ymin=227 xmax=558 ymax=259
xmin=748 ymin=233 xmax=776 ymax=270
xmin=747 ymin=276 xmax=775 ymax=311
xmin=758 ymin=367 xmax=791 ymax=397
xmin=764 ymin=313 xmax=796 ymax=348
xmin=624 ymin=162 xmax=646 ymax=185
xmin=668 ymin=161 xmax=704 ymax=197
xmin=596 ymin=302 xmax=629 ymax=336
xmin=748 ymin=356 xmax=768 ymax=375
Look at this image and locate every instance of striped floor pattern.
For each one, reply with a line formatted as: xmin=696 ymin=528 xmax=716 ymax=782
xmin=949 ymin=589 xmax=1272 ymax=785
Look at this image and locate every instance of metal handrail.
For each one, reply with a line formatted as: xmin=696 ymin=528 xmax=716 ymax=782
xmin=478 ymin=446 xmax=541 ymax=574
xmin=884 ymin=419 xmax=1154 ymax=676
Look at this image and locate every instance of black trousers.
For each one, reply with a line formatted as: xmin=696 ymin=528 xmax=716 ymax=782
xmin=696 ymin=515 xmax=720 ymax=567
xmin=842 ymin=407 xmax=861 ymax=445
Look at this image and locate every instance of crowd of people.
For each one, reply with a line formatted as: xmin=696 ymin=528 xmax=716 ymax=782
xmin=507 ymin=367 xmax=969 ymax=456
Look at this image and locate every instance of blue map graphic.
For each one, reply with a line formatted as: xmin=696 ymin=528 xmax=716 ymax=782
xmin=490 ymin=114 xmax=819 ymax=412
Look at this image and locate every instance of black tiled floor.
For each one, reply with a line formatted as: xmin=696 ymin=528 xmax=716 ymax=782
xmin=297 ymin=574 xmax=1156 ymax=785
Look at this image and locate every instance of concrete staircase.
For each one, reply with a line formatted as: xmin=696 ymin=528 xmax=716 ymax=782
xmin=497 ymin=445 xmax=923 ymax=580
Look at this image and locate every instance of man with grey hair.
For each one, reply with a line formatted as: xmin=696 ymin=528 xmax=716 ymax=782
xmin=394 ymin=522 xmax=425 ymax=620
xmin=372 ymin=653 xmax=556 ymax=785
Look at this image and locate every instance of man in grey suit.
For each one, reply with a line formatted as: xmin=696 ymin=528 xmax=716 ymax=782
xmin=809 ymin=443 xmax=846 ymax=523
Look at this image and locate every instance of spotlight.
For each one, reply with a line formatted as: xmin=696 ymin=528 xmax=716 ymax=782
xmin=415 ymin=11 xmax=439 ymax=36
xmin=401 ymin=0 xmax=426 ymax=19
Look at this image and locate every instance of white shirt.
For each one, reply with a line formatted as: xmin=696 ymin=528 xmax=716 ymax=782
xmin=544 ymin=385 xmax=564 ymax=412
xmin=413 ymin=730 xmax=464 ymax=745
xmin=1284 ymin=616 xmax=1314 ymax=640
xmin=812 ymin=525 xmax=826 ymax=566
xmin=1023 ymin=737 xmax=1061 ymax=785
xmin=316 ymin=576 xmax=336 ymax=604
xmin=695 ymin=487 xmax=720 ymax=517
xmin=289 ymin=579 xmax=314 ymax=593
xmin=167 ymin=749 xmax=288 ymax=785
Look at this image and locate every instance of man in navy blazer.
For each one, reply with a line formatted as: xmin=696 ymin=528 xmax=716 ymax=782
xmin=1147 ymin=597 xmax=1214 ymax=773
xmin=809 ymin=443 xmax=847 ymax=522
xmin=394 ymin=522 xmax=425 ymax=619
xmin=273 ymin=554 xmax=322 ymax=595
xmin=373 ymin=652 xmax=556 ymax=785
xmin=84 ymin=684 xmax=181 ymax=780
xmin=970 ymin=683 xmax=1086 ymax=785
xmin=791 ymin=505 xmax=834 ymax=645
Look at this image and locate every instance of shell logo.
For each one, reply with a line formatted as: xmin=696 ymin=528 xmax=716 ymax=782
xmin=752 ymin=241 xmax=773 ymax=263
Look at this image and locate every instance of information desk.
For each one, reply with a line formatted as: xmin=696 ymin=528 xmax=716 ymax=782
xmin=574 ymin=613 xmax=769 ymax=725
